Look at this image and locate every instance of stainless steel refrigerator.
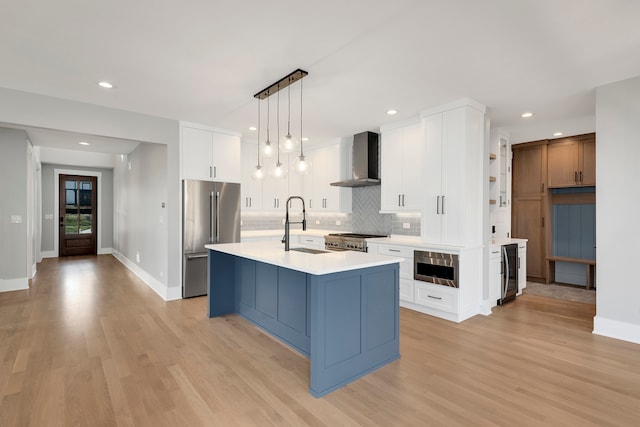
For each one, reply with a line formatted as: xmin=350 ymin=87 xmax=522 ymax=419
xmin=182 ymin=180 xmax=241 ymax=298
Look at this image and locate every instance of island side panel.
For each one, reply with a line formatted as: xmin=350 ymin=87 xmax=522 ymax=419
xmin=207 ymin=250 xmax=238 ymax=317
xmin=309 ymin=263 xmax=400 ymax=397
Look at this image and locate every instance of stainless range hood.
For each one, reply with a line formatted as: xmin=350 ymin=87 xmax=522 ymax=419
xmin=330 ymin=131 xmax=380 ymax=187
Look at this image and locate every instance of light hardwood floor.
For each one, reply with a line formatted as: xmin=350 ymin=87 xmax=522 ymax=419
xmin=1 ymin=255 xmax=639 ymax=426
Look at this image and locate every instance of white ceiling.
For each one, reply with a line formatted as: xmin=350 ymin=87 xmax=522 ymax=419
xmin=2 ymin=0 xmax=640 ymax=153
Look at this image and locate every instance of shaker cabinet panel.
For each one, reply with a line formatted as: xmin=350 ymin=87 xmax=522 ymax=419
xmin=181 ymin=125 xmax=241 ymax=183
xmin=547 ymin=134 xmax=595 ymax=188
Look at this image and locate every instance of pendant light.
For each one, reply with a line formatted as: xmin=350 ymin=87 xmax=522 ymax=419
xmin=270 ymin=88 xmax=287 ymax=179
xmin=251 ymin=98 xmax=264 ymax=180
xmin=294 ymin=77 xmax=310 ymax=175
xmin=263 ymin=91 xmax=273 ymax=158
xmin=281 ymin=77 xmax=298 ymax=153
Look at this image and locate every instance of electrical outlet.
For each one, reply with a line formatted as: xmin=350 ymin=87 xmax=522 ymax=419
xmin=11 ymin=215 xmax=22 ymax=224
xmin=336 ymin=220 xmax=341 ymax=226
xmin=402 ymin=222 xmax=410 ymax=229
xmin=136 ymin=252 xmax=140 ymax=263
xmin=45 ymin=213 xmax=54 ymax=220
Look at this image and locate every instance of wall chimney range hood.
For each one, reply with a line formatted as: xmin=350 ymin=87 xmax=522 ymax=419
xmin=330 ymin=131 xmax=380 ymax=187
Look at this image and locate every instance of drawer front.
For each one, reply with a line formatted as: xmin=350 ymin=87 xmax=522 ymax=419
xmin=399 ymin=278 xmax=414 ymax=303
xmin=378 ymin=244 xmax=414 ymax=258
xmin=414 ymin=282 xmax=457 ymax=313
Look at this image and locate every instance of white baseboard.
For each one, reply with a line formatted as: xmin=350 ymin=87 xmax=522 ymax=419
xmin=593 ymin=315 xmax=640 ymax=345
xmin=98 ymin=247 xmax=113 ymax=255
xmin=112 ymin=251 xmax=181 ymax=301
xmin=41 ymin=250 xmax=56 ymax=259
xmin=0 ymin=277 xmax=29 ymax=293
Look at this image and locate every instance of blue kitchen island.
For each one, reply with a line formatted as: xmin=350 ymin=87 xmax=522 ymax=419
xmin=205 ymin=241 xmax=400 ymax=397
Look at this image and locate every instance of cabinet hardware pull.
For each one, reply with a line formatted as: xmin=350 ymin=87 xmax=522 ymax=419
xmin=249 ymin=197 xmax=252 ymax=208
xmin=209 ymin=166 xmax=213 ymax=178
xmin=575 ymin=171 xmax=578 ymax=183
xmin=427 ymin=295 xmax=442 ymax=300
xmin=442 ymin=195 xmax=445 ymax=214
xmin=437 ymin=196 xmax=440 ymax=214
xmin=491 ymin=250 xmax=499 ymax=254
xmin=542 ymin=217 xmax=545 ymax=227
xmin=389 ymin=249 xmax=401 ymax=252
xmin=580 ymin=171 xmax=583 ymax=182
xmin=541 ymin=183 xmax=544 ymax=192
xmin=402 ymin=194 xmax=405 ymax=206
xmin=398 ymin=194 xmax=401 ymax=207
xmin=214 ymin=166 xmax=217 ymax=178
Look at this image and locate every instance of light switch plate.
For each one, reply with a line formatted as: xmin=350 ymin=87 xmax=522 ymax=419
xmin=11 ymin=215 xmax=23 ymax=224
xmin=45 ymin=213 xmax=54 ymax=220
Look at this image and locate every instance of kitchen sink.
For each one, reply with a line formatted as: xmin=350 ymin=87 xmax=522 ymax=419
xmin=289 ymin=247 xmax=330 ymax=254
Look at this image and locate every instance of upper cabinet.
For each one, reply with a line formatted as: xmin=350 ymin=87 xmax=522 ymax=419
xmin=306 ymin=141 xmax=352 ymax=212
xmin=547 ymin=134 xmax=596 ymax=188
xmin=240 ymin=142 xmax=263 ymax=210
xmin=420 ymin=100 xmax=485 ymax=246
xmin=380 ymin=121 xmax=424 ymax=212
xmin=180 ymin=122 xmax=241 ymax=183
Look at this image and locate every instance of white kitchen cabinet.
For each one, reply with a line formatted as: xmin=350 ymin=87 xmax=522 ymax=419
xmin=298 ymin=235 xmax=324 ymax=249
xmin=421 ymin=100 xmax=485 ymax=246
xmin=306 ymin=142 xmax=351 ymax=212
xmin=261 ymin=161 xmax=289 ymax=211
xmin=380 ymin=121 xmax=424 ymax=212
xmin=489 ymin=245 xmax=502 ymax=307
xmin=517 ymin=242 xmax=527 ymax=294
xmin=240 ymin=142 xmax=263 ymax=210
xmin=414 ymin=282 xmax=457 ymax=313
xmin=378 ymin=243 xmax=414 ymax=303
xmin=181 ymin=124 xmax=241 ymax=183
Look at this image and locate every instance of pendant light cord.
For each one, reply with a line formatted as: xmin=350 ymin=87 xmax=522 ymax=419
xmin=287 ymin=78 xmax=291 ymax=136
xmin=257 ymin=98 xmax=261 ymax=167
xmin=300 ymin=78 xmax=304 ymax=157
xmin=277 ymin=88 xmax=281 ymax=164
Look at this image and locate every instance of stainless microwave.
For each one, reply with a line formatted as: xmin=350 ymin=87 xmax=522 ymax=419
xmin=414 ymin=250 xmax=459 ymax=288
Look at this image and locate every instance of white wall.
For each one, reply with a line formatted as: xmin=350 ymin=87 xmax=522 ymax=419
xmin=0 ymin=128 xmax=30 ymax=291
xmin=114 ymin=143 xmax=176 ymax=299
xmin=593 ymin=75 xmax=640 ymax=344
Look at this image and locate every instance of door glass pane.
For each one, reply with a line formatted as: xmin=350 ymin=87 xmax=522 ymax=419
xmin=65 ymin=210 xmax=79 ymax=235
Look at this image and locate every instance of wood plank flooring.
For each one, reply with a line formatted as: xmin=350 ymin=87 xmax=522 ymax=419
xmin=1 ymin=255 xmax=639 ymax=426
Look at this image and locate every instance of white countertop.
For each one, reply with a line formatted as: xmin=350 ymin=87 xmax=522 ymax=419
xmin=205 ymin=241 xmax=400 ymax=275
xmin=489 ymin=238 xmax=528 ymax=247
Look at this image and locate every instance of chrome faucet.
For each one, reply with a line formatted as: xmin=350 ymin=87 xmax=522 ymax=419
xmin=283 ymin=196 xmax=306 ymax=251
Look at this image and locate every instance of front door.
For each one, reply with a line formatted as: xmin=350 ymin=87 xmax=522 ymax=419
xmin=59 ymin=174 xmax=97 ymax=256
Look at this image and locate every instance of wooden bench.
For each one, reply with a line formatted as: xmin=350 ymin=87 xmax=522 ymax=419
xmin=546 ymin=256 xmax=596 ymax=290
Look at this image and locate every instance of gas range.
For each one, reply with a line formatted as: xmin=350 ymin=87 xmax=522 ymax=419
xmin=324 ymin=233 xmax=388 ymax=252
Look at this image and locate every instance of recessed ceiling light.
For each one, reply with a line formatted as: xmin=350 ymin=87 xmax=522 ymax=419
xmin=553 ymin=132 xmax=563 ymax=137
xmin=78 ymin=141 xmax=90 ymax=146
xmin=98 ymin=81 xmax=113 ymax=89
xmin=387 ymin=109 xmax=398 ymax=115
xmin=521 ymin=112 xmax=534 ymax=118
xmin=249 ymin=126 xmax=257 ymax=131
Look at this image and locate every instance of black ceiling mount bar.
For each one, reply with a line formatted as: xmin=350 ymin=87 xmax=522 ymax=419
xmin=253 ymin=69 xmax=308 ymax=100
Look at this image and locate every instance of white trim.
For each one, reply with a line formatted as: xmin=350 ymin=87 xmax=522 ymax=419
xmin=31 ymin=263 xmax=37 ymax=278
xmin=112 ymin=251 xmax=182 ymax=301
xmin=593 ymin=315 xmax=640 ymax=345
xmin=0 ymin=278 xmax=29 ymax=293
xmin=98 ymin=247 xmax=113 ymax=255
xmin=41 ymin=250 xmax=56 ymax=259
xmin=54 ymin=169 xmax=103 ymax=257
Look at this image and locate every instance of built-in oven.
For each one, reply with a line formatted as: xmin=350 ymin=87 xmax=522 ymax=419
xmin=414 ymin=250 xmax=459 ymax=288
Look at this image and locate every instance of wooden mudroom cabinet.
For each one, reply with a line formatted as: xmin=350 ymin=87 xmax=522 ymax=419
xmin=547 ymin=134 xmax=596 ymax=188
xmin=511 ymin=133 xmax=596 ymax=284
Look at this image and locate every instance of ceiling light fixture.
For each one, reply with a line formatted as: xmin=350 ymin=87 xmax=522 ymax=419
xmin=98 ymin=81 xmax=113 ymax=89
xmin=553 ymin=132 xmax=563 ymax=137
xmin=521 ymin=112 xmax=534 ymax=118
xmin=263 ymin=94 xmax=273 ymax=158
xmin=387 ymin=109 xmax=398 ymax=115
xmin=253 ymin=69 xmax=309 ymax=177
xmin=282 ymin=78 xmax=298 ymax=153
xmin=294 ymin=77 xmax=309 ymax=175
xmin=78 ymin=141 xmax=90 ymax=146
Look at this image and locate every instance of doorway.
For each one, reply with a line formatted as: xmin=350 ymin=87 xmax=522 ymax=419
xmin=58 ymin=174 xmax=97 ymax=256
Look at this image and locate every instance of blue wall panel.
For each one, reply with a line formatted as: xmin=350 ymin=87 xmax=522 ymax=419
xmin=323 ymin=274 xmax=362 ymax=367
xmin=255 ymin=263 xmax=277 ymax=318
xmin=277 ymin=267 xmax=307 ymax=334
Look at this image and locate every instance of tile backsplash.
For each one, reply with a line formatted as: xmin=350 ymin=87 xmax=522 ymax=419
xmin=241 ymin=186 xmax=420 ymax=237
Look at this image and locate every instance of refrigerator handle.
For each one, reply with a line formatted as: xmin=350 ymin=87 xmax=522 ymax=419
xmin=210 ymin=192 xmax=215 ymax=242
xmin=502 ymin=246 xmax=509 ymax=299
xmin=215 ymin=191 xmax=220 ymax=242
